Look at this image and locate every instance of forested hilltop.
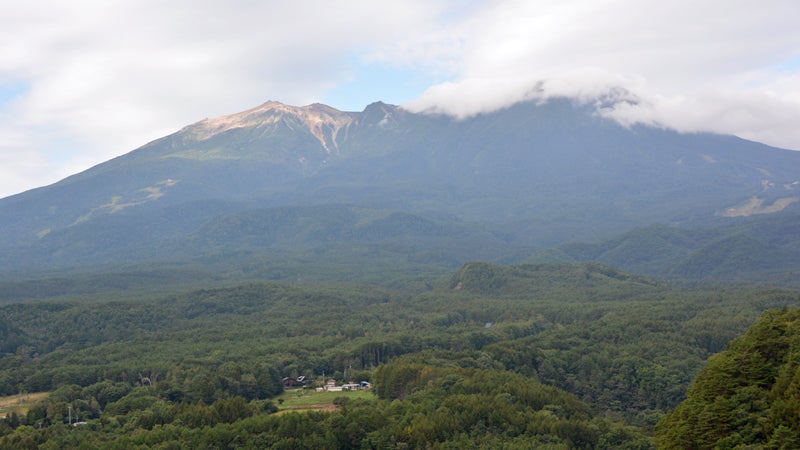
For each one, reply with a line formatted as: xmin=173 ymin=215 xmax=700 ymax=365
xmin=1 ymin=262 xmax=799 ymax=448
xmin=658 ymin=307 xmax=800 ymax=449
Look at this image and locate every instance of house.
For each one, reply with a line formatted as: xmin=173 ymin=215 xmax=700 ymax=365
xmin=325 ymin=379 xmax=343 ymax=391
xmin=282 ymin=375 xmax=312 ymax=388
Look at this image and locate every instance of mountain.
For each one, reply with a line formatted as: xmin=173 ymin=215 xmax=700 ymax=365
xmin=1 ymin=97 xmax=799 ymax=277
xmin=529 ymin=212 xmax=800 ymax=284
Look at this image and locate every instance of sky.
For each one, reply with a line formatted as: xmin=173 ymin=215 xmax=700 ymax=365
xmin=1 ymin=0 xmax=799 ymax=199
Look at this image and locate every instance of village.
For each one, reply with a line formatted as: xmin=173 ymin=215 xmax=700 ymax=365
xmin=282 ymin=375 xmax=371 ymax=392
xmin=276 ymin=376 xmax=375 ymax=414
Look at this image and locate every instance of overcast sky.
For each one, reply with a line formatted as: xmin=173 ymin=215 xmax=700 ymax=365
xmin=2 ymin=0 xmax=799 ymax=199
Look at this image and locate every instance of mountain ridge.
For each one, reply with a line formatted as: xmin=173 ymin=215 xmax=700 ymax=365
xmin=530 ymin=213 xmax=800 ymax=284
xmin=2 ymin=96 xmax=799 ymax=277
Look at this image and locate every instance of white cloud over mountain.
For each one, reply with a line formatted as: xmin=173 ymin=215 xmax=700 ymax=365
xmin=404 ymin=0 xmax=800 ymax=149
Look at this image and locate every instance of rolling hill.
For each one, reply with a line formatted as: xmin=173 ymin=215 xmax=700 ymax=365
xmin=530 ymin=212 xmax=800 ymax=285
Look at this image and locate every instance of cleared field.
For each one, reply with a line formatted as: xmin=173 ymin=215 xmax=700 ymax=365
xmin=0 ymin=392 xmax=49 ymax=418
xmin=275 ymin=389 xmax=375 ymax=413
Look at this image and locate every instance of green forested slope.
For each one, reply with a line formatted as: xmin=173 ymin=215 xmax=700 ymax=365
xmin=0 ymin=263 xmax=799 ymax=448
xmin=530 ymin=213 xmax=800 ymax=286
xmin=657 ymin=307 xmax=800 ymax=449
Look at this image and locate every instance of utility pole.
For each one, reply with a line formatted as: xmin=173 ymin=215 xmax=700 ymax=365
xmin=68 ymin=405 xmax=72 ymax=425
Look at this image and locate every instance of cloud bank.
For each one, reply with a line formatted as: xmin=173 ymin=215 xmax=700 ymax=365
xmin=403 ymin=0 xmax=800 ymax=150
xmin=1 ymin=0 xmax=799 ymax=198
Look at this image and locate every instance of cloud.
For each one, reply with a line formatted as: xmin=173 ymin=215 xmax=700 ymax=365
xmin=600 ymin=80 xmax=800 ymax=150
xmin=403 ymin=0 xmax=800 ymax=149
xmin=404 ymin=70 xmax=642 ymax=118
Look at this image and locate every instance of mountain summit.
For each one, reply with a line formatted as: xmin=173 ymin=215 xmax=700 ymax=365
xmin=180 ymin=101 xmax=359 ymax=155
xmin=1 ymin=97 xmax=799 ymax=274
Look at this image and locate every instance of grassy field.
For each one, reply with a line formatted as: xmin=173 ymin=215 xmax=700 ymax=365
xmin=275 ymin=389 xmax=375 ymax=413
xmin=0 ymin=392 xmax=49 ymax=419
xmin=0 ymin=389 xmax=372 ymax=419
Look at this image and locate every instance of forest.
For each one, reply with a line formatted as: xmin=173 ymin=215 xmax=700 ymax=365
xmin=1 ymin=261 xmax=799 ymax=448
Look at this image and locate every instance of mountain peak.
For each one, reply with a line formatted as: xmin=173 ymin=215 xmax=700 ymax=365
xmin=182 ymin=101 xmax=356 ymax=151
xmin=360 ymin=101 xmax=404 ymax=126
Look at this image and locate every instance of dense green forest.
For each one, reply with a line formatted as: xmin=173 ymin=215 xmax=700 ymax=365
xmin=530 ymin=213 xmax=800 ymax=286
xmin=1 ymin=262 xmax=799 ymax=448
xmin=657 ymin=307 xmax=800 ymax=449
